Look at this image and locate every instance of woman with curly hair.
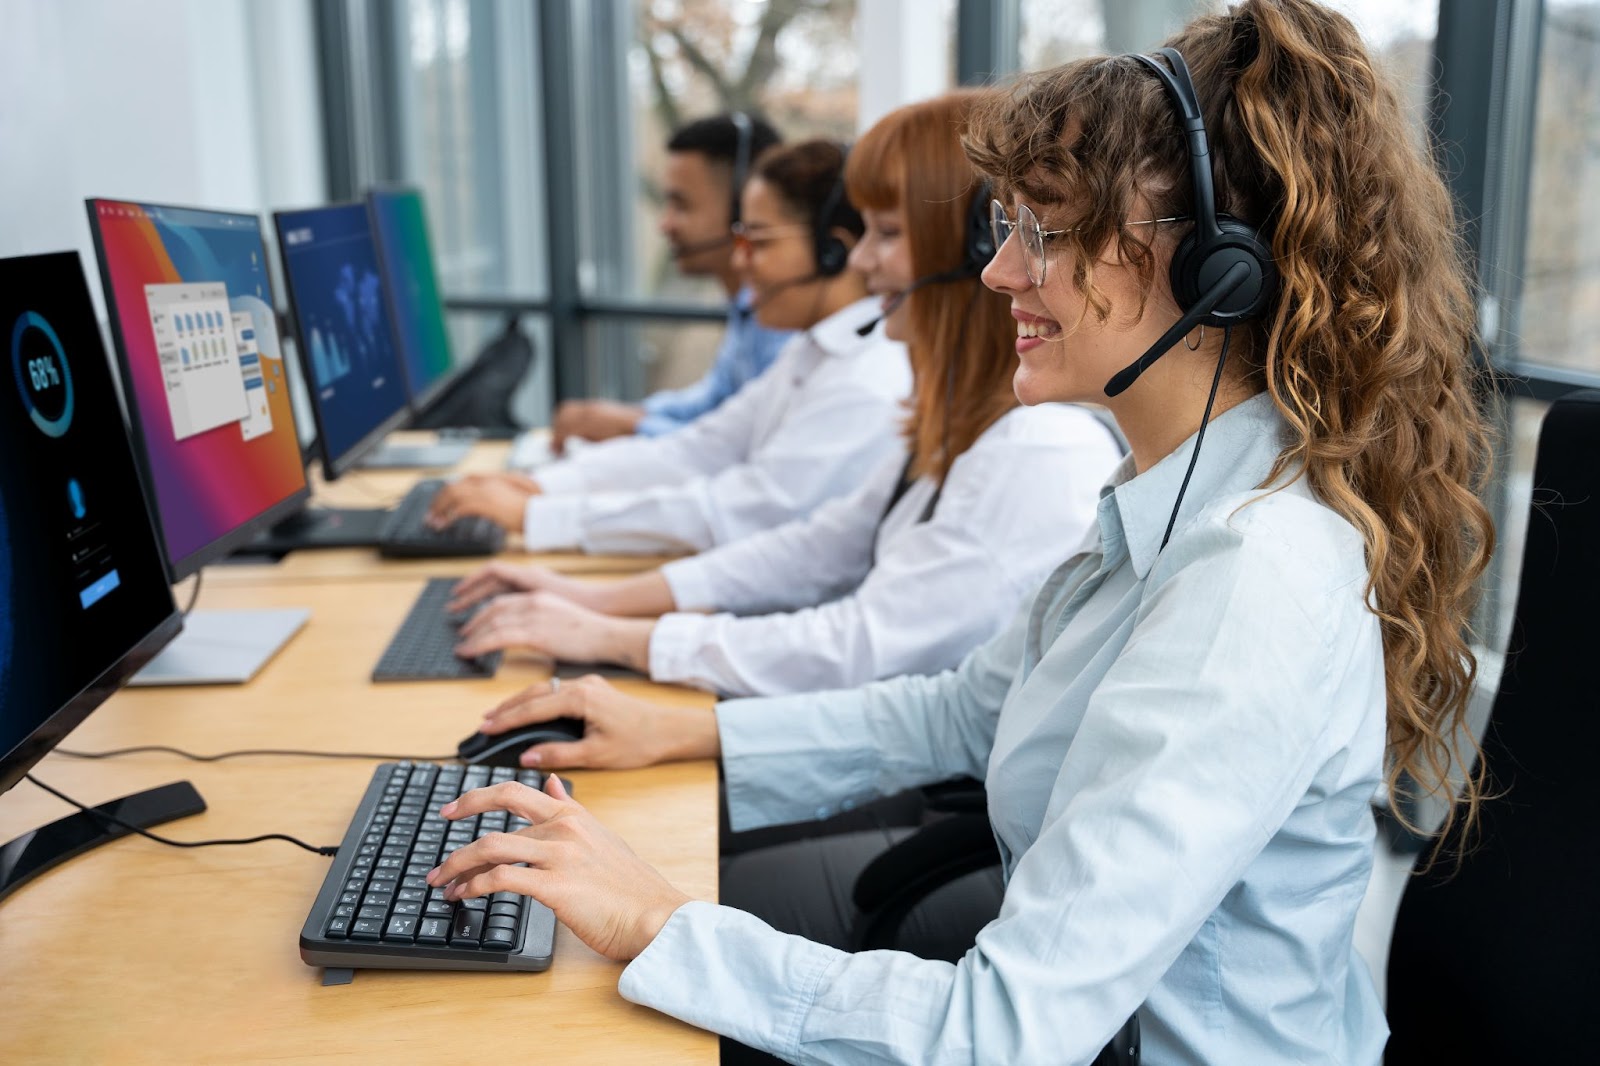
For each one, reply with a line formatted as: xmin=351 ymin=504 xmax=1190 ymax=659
xmin=425 ymin=2 xmax=1496 ymax=1061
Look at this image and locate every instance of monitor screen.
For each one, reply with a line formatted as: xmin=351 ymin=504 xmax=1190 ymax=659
xmin=0 ymin=252 xmax=180 ymax=796
xmin=87 ymin=199 xmax=311 ymax=578
xmin=274 ymin=203 xmax=411 ymax=477
xmin=368 ymin=187 xmax=460 ymax=412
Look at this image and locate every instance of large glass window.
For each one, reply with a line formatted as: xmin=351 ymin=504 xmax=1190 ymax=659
xmin=392 ymin=0 xmax=547 ymax=301
xmin=1516 ymin=0 xmax=1600 ymax=376
xmin=1019 ymin=1 xmax=1437 ymax=135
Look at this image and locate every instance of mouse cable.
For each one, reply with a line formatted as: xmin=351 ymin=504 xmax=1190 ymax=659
xmin=56 ymin=745 xmax=459 ymax=763
xmin=24 ymin=773 xmax=340 ymax=857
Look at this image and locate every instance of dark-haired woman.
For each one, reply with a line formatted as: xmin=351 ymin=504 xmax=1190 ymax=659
xmin=427 ymin=140 xmax=911 ymax=555
xmin=426 ymin=3 xmax=1495 ymax=1061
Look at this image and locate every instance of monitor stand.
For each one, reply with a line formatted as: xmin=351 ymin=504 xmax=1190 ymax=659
xmin=360 ymin=438 xmax=472 ymax=469
xmin=249 ymin=505 xmax=389 ymax=553
xmin=1 ymin=780 xmax=206 ymax=903
xmin=129 ymin=607 xmax=310 ymax=686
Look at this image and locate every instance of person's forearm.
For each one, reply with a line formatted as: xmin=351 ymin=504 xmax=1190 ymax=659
xmin=648 ymin=705 xmax=722 ymax=763
xmin=587 ymin=571 xmax=679 ymax=618
xmin=603 ymin=617 xmax=659 ymax=674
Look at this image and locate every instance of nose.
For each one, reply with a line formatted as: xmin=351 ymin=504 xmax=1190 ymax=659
xmin=982 ymin=231 xmax=1030 ymax=295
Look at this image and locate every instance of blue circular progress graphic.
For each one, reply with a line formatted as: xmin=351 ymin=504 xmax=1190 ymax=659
xmin=11 ymin=310 xmax=75 ymax=438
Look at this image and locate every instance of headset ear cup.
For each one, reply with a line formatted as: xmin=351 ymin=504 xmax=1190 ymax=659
xmin=1169 ymin=217 xmax=1277 ymax=326
xmin=817 ymin=234 xmax=849 ymax=277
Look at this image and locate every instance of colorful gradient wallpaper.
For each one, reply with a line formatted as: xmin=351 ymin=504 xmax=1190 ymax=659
xmin=369 ymin=188 xmax=455 ymax=403
xmin=89 ymin=200 xmax=308 ymax=569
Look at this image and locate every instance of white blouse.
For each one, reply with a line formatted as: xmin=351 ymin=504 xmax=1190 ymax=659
xmin=519 ymin=298 xmax=911 ymax=555
xmin=648 ymin=403 xmax=1123 ymax=696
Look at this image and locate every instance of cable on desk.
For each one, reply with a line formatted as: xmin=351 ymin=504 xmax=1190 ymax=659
xmin=24 ymin=773 xmax=340 ymax=856
xmin=56 ymin=745 xmax=459 ymax=763
xmin=181 ymin=571 xmax=204 ymax=616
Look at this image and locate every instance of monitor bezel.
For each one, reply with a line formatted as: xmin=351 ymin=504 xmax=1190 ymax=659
xmin=366 ymin=184 xmax=472 ymax=418
xmin=85 ymin=198 xmax=314 ymax=583
xmin=0 ymin=250 xmax=184 ymax=797
xmin=272 ymin=201 xmax=413 ymax=482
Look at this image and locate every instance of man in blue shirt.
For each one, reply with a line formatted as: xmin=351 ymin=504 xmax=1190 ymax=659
xmin=550 ymin=114 xmax=793 ymax=454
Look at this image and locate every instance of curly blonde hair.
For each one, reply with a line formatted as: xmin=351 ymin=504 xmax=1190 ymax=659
xmin=965 ymin=0 xmax=1496 ymax=845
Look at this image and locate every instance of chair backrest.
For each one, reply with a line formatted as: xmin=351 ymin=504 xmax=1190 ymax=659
xmin=413 ymin=316 xmax=535 ymax=432
xmin=1385 ymin=389 xmax=1600 ymax=1063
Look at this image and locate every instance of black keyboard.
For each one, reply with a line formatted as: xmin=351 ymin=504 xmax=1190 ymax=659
xmin=377 ymin=479 xmax=506 ymax=559
xmin=300 ymin=761 xmax=557 ymax=973
xmin=372 ymin=578 xmax=503 ymax=682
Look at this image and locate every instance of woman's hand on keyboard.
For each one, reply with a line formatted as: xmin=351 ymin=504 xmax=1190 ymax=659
xmin=478 ymin=673 xmax=721 ymax=770
xmin=448 ymin=561 xmax=590 ymax=613
xmin=454 ymin=590 xmax=655 ymax=671
xmin=427 ymin=772 xmax=691 ymax=961
xmin=425 ymin=473 xmax=538 ymax=532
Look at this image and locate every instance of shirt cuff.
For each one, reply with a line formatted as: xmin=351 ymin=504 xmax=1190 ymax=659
xmin=647 ymin=612 xmax=714 ymax=685
xmin=531 ymin=459 xmax=586 ymax=496
xmin=716 ymin=695 xmax=882 ymax=832
xmin=618 ymin=900 xmax=835 ymax=1060
xmin=522 ymin=495 xmax=584 ymax=551
xmin=634 ymin=411 xmax=681 ymax=437
xmin=660 ymin=556 xmax=720 ymax=612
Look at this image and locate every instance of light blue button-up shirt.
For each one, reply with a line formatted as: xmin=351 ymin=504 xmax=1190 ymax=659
xmin=636 ymin=286 xmax=793 ymax=436
xmin=620 ymin=391 xmax=1389 ymax=1065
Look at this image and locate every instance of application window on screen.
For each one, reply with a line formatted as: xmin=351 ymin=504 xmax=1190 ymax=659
xmin=143 ymin=281 xmax=248 ymax=441
xmin=231 ymin=310 xmax=274 ymax=442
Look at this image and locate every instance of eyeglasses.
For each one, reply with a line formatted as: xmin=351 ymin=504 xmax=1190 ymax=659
xmin=989 ymin=199 xmax=1190 ymax=286
xmin=730 ymin=221 xmax=812 ymax=252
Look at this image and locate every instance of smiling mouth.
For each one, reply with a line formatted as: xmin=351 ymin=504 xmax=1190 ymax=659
xmin=1016 ymin=319 xmax=1062 ymax=340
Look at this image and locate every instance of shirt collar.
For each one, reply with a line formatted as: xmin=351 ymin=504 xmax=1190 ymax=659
xmin=1109 ymin=390 xmax=1295 ymax=579
xmin=806 ymin=297 xmax=883 ymax=359
xmin=732 ymin=286 xmax=757 ymax=318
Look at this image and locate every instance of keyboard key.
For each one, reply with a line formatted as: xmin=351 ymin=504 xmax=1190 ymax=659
xmin=325 ymin=916 xmax=351 ymax=939
xmin=350 ymin=919 xmax=384 ymax=941
xmin=481 ymin=924 xmax=517 ymax=951
xmin=393 ymin=901 xmax=422 ymax=916
xmin=489 ymin=902 xmax=520 ymax=920
xmin=424 ymin=900 xmax=455 ymax=919
xmin=449 ymin=908 xmax=484 ymax=947
xmin=417 ymin=918 xmax=450 ymax=945
xmin=384 ymin=916 xmax=419 ymax=942
xmin=357 ymin=905 xmax=387 ymax=922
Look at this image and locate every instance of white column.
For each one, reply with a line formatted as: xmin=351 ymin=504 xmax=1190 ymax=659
xmin=855 ymin=0 xmax=953 ymax=133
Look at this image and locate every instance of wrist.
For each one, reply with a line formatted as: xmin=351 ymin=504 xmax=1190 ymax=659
xmin=651 ymin=705 xmax=722 ymax=763
xmin=608 ymin=618 xmax=656 ymax=673
xmin=632 ymin=890 xmax=692 ymax=958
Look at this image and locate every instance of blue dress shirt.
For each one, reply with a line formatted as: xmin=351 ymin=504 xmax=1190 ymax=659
xmin=619 ymin=391 xmax=1390 ymax=1065
xmin=636 ymin=287 xmax=792 ymax=436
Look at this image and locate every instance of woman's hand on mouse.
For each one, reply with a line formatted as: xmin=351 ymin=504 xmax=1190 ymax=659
xmin=426 ymin=773 xmax=690 ymax=961
xmin=454 ymin=590 xmax=655 ymax=671
xmin=478 ymin=674 xmax=721 ymax=770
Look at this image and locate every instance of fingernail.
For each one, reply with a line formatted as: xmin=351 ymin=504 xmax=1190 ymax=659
xmin=426 ymin=866 xmax=441 ymax=884
xmin=441 ymin=801 xmax=457 ymax=816
xmin=520 ymin=751 xmax=541 ymax=767
xmin=444 ymin=883 xmax=461 ymax=900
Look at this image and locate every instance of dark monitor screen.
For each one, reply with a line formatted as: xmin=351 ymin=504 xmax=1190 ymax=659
xmin=86 ymin=199 xmax=312 ymax=579
xmin=0 ymin=252 xmax=180 ymax=796
xmin=274 ymin=202 xmax=411 ymax=479
xmin=368 ymin=187 xmax=462 ymax=413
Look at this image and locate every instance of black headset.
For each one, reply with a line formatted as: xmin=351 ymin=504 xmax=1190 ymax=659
xmin=853 ymin=181 xmax=997 ymax=337
xmin=728 ymin=111 xmax=754 ymax=226
xmin=812 ymin=148 xmax=853 ymax=278
xmin=1103 ymin=46 xmax=1278 ymax=398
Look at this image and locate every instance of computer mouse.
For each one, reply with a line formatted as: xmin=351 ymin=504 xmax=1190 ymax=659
xmin=456 ymin=717 xmax=585 ymax=767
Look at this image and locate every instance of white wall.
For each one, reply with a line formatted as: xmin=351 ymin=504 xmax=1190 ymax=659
xmin=0 ymin=0 xmax=326 ymax=318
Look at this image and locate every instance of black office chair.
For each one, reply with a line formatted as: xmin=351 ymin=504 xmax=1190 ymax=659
xmin=1384 ymin=390 xmax=1600 ymax=1062
xmin=850 ymin=782 xmax=1139 ymax=1066
xmin=413 ymin=314 xmax=536 ymax=435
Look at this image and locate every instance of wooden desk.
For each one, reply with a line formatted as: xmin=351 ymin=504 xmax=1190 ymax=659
xmin=0 ymin=578 xmax=718 ymax=1063
xmin=206 ymin=435 xmax=676 ymax=586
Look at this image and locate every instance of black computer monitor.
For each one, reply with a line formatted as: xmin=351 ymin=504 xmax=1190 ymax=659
xmin=87 ymin=198 xmax=315 ymax=684
xmin=274 ymin=202 xmax=413 ymax=481
xmin=87 ymin=199 xmax=314 ymax=578
xmin=368 ymin=186 xmax=466 ymax=414
xmin=0 ymin=252 xmax=200 ymax=901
